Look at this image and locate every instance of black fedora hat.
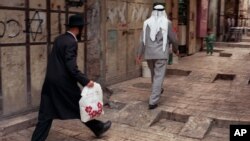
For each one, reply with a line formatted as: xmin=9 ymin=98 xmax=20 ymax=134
xmin=65 ymin=14 xmax=85 ymax=27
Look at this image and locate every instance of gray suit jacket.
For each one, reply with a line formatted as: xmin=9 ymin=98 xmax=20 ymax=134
xmin=137 ymin=22 xmax=178 ymax=60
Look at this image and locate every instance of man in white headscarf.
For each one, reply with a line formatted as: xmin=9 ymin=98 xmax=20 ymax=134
xmin=136 ymin=3 xmax=179 ymax=110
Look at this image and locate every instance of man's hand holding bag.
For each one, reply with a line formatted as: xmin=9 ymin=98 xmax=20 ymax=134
xmin=79 ymin=82 xmax=104 ymax=122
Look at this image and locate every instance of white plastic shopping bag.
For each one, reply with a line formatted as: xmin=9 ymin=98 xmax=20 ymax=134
xmin=79 ymin=82 xmax=104 ymax=122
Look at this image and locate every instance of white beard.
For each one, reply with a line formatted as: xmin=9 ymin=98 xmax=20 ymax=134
xmin=143 ymin=10 xmax=169 ymax=52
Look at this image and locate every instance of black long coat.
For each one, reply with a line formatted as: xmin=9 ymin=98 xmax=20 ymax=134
xmin=39 ymin=32 xmax=90 ymax=120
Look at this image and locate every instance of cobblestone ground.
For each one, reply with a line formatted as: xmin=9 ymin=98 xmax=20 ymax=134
xmin=2 ymin=47 xmax=250 ymax=141
xmin=1 ymin=119 xmax=229 ymax=141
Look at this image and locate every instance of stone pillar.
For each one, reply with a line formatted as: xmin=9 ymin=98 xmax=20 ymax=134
xmin=86 ymin=0 xmax=103 ymax=83
xmin=218 ymin=0 xmax=225 ymax=41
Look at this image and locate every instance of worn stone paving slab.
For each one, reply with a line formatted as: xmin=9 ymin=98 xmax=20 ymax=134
xmin=109 ymin=89 xmax=150 ymax=104
xmin=46 ymin=130 xmax=83 ymax=141
xmin=105 ymin=123 xmax=199 ymax=141
xmin=206 ymin=127 xmax=229 ymax=139
xmin=200 ymin=111 xmax=239 ymax=128
xmin=202 ymin=136 xmax=227 ymax=141
xmin=187 ymin=71 xmax=217 ymax=83
xmin=1 ymin=133 xmax=29 ymax=141
xmin=16 ymin=128 xmax=33 ymax=138
xmin=179 ymin=116 xmax=213 ymax=139
xmin=115 ymin=101 xmax=162 ymax=128
xmin=150 ymin=119 xmax=185 ymax=134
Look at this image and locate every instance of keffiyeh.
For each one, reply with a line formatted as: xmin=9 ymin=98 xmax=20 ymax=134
xmin=143 ymin=5 xmax=169 ymax=52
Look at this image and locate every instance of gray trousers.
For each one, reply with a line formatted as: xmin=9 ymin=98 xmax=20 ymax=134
xmin=147 ymin=59 xmax=167 ymax=105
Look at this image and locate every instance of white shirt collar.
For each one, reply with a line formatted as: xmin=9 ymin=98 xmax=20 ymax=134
xmin=67 ymin=31 xmax=78 ymax=41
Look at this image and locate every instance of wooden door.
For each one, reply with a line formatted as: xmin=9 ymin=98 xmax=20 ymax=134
xmin=105 ymin=0 xmax=152 ymax=85
xmin=187 ymin=0 xmax=197 ymax=54
xmin=165 ymin=0 xmax=178 ymax=30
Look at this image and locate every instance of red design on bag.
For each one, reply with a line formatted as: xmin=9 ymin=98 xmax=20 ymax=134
xmin=84 ymin=102 xmax=103 ymax=118
xmin=91 ymin=111 xmax=97 ymax=118
xmin=97 ymin=102 xmax=102 ymax=109
xmin=85 ymin=106 xmax=92 ymax=113
xmin=97 ymin=109 xmax=102 ymax=114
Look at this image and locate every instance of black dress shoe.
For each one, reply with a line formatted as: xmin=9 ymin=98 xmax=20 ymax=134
xmin=95 ymin=121 xmax=112 ymax=138
xmin=149 ymin=104 xmax=158 ymax=110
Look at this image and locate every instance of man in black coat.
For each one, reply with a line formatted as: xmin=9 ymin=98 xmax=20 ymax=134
xmin=31 ymin=14 xmax=111 ymax=141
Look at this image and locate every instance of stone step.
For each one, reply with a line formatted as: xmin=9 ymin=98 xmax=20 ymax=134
xmin=215 ymin=42 xmax=250 ymax=48
xmin=241 ymin=38 xmax=250 ymax=42
xmin=179 ymin=116 xmax=213 ymax=139
xmin=0 ymin=112 xmax=37 ymax=137
xmin=100 ymin=123 xmax=200 ymax=141
xmin=114 ymin=101 xmax=162 ymax=128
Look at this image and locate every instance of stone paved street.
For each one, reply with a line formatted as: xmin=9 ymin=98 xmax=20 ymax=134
xmin=1 ymin=46 xmax=250 ymax=141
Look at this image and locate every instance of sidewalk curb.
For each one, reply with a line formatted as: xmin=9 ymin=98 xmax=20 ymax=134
xmin=0 ymin=112 xmax=37 ymax=137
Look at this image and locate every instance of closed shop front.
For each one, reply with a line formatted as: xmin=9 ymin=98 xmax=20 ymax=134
xmin=0 ymin=0 xmax=86 ymax=119
xmin=104 ymin=0 xmax=152 ymax=85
